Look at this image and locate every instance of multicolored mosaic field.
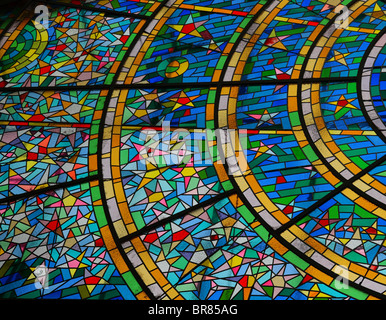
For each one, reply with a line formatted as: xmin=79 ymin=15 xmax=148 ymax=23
xmin=1 ymin=0 xmax=386 ymax=300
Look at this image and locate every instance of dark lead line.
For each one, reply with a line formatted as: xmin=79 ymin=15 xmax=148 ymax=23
xmin=35 ymin=0 xmax=151 ymax=19
xmin=0 ymin=77 xmax=357 ymax=92
xmin=118 ymin=189 xmax=237 ymax=243
xmin=0 ymin=175 xmax=99 ymax=204
xmin=276 ymin=153 xmax=386 ymax=233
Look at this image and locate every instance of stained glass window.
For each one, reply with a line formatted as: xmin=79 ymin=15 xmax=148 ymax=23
xmin=1 ymin=0 xmax=386 ymax=303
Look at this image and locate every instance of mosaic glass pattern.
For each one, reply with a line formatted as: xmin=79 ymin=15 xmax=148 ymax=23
xmin=1 ymin=0 xmax=386 ymax=301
